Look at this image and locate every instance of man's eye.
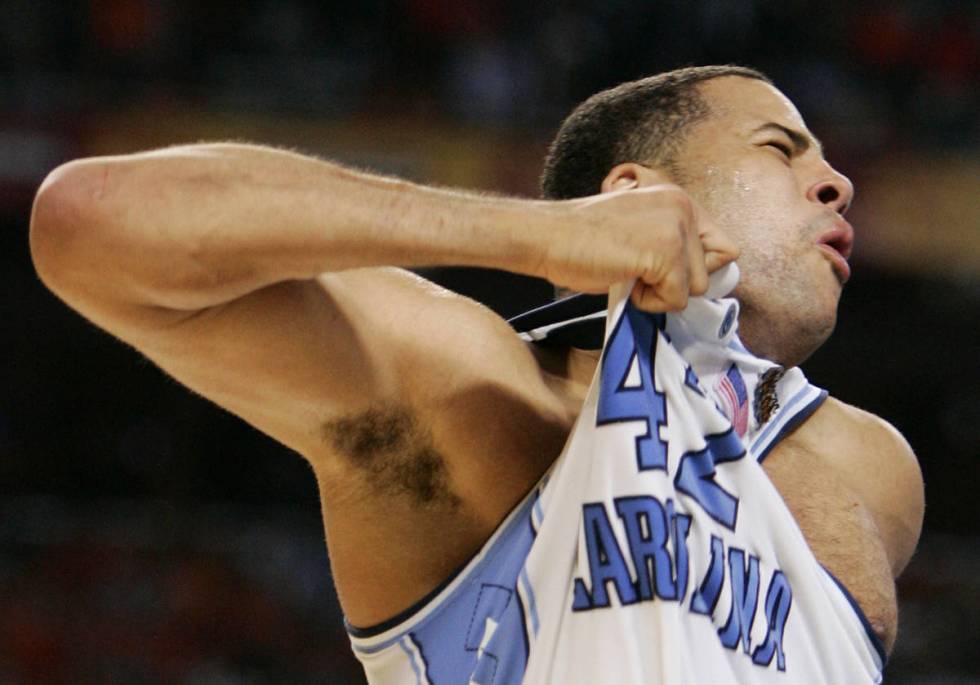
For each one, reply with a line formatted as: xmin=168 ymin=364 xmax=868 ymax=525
xmin=766 ymin=141 xmax=793 ymax=157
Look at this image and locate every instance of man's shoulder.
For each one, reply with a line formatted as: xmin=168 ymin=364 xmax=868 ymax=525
xmin=818 ymin=397 xmax=916 ymax=463
xmin=805 ymin=396 xmax=924 ymax=576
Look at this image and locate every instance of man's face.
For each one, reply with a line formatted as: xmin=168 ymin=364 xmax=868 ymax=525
xmin=671 ymin=76 xmax=854 ymax=366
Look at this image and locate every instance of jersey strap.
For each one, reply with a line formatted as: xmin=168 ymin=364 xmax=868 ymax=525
xmin=507 ymin=287 xmax=828 ymax=463
xmin=508 ymin=293 xmax=607 ymax=349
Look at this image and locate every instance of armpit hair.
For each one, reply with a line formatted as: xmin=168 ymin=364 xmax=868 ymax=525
xmin=322 ymin=405 xmax=461 ymax=507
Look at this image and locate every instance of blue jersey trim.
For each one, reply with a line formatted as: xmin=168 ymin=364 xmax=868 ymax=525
xmin=514 ymin=583 xmax=532 ymax=663
xmin=519 ymin=566 xmax=540 ymax=635
xmin=347 ymin=481 xmax=549 ymax=642
xmin=348 ymin=481 xmax=544 ymax=661
xmin=755 ymin=390 xmax=828 ymax=463
xmin=532 ymin=494 xmax=545 ymax=528
xmin=410 ymin=632 xmax=431 ymax=678
xmin=346 ymin=562 xmax=465 ymax=639
xmin=820 ymin=565 xmax=887 ymax=669
xmin=398 ymin=637 xmax=425 ymax=685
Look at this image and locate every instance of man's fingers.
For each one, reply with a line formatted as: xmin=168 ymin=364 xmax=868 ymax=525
xmin=703 ymin=248 xmax=737 ymax=274
xmin=701 ymin=229 xmax=740 ymax=274
xmin=630 ymin=283 xmax=687 ymax=313
xmin=632 ymin=261 xmax=690 ymax=312
xmin=631 ymin=281 xmax=681 ymax=312
xmin=685 ymin=223 xmax=710 ymax=296
xmin=696 ymin=212 xmax=740 ymax=273
xmin=566 ymin=178 xmax=740 ymax=310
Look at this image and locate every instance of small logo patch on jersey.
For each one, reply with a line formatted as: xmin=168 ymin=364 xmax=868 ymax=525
xmin=716 ymin=363 xmax=749 ymax=437
xmin=755 ymin=367 xmax=786 ymax=425
xmin=718 ymin=303 xmax=737 ymax=339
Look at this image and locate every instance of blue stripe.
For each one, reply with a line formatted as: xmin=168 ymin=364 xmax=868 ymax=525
xmin=752 ymin=385 xmax=811 ymax=449
xmin=520 ymin=567 xmax=540 ymax=635
xmin=755 ymin=390 xmax=828 ymax=464
xmin=398 ymin=636 xmax=425 ymax=685
xmin=820 ymin=566 xmax=888 ymax=670
xmin=514 ymin=582 xmax=531 ymax=664
xmin=349 ymin=480 xmax=545 ymax=657
xmin=352 ymin=634 xmax=399 ymax=655
xmin=410 ymin=632 xmax=431 ymax=680
xmin=532 ymin=495 xmax=544 ymax=529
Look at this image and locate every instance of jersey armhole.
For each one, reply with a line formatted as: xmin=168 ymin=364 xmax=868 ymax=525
xmin=754 ymin=388 xmax=828 ymax=463
xmin=821 ymin=565 xmax=888 ymax=672
xmin=346 ymin=563 xmax=465 ymax=639
xmin=346 ymin=472 xmax=548 ymax=654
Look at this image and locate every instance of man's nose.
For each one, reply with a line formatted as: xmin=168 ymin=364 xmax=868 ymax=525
xmin=807 ymin=167 xmax=854 ymax=215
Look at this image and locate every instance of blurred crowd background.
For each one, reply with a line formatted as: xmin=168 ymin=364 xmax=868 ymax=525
xmin=1 ymin=1 xmax=978 ymax=683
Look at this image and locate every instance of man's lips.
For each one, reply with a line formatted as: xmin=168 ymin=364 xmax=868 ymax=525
xmin=816 ymin=219 xmax=854 ymax=283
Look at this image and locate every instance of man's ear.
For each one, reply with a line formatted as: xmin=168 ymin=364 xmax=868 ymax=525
xmin=600 ymin=163 xmax=676 ymax=193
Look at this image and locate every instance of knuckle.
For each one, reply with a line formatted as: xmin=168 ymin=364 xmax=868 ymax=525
xmin=634 ymin=248 xmax=662 ymax=275
xmin=665 ymin=293 xmax=687 ymax=312
xmin=659 ymin=185 xmax=694 ymax=217
xmin=659 ymin=225 xmax=685 ymax=253
xmin=690 ymin=277 xmax=709 ymax=296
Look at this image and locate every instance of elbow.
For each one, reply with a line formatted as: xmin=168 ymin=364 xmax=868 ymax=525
xmin=30 ymin=159 xmax=114 ymax=295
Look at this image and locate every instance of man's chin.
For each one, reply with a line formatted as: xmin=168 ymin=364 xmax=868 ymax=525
xmin=736 ymin=303 xmax=837 ymax=368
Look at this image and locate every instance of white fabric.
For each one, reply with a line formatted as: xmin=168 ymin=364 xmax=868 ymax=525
xmin=349 ymin=268 xmax=882 ymax=684
xmin=520 ymin=278 xmax=881 ymax=683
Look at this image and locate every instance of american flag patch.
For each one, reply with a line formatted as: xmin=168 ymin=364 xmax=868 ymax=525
xmin=716 ymin=363 xmax=749 ymax=437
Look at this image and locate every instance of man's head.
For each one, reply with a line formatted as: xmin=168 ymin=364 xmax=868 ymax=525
xmin=541 ymin=66 xmax=855 ymax=367
xmin=541 ymin=65 xmax=771 ymax=200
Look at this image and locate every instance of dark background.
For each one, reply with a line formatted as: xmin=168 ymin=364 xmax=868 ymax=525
xmin=1 ymin=1 xmax=978 ymax=683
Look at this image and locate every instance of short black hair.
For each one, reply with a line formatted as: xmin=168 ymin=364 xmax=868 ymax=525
xmin=540 ymin=65 xmax=772 ymax=200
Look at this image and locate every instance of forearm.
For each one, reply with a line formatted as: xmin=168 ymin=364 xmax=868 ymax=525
xmin=31 ymin=142 xmax=550 ymax=310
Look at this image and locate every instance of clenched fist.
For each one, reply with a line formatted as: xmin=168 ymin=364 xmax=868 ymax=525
xmin=533 ymin=168 xmax=738 ymax=312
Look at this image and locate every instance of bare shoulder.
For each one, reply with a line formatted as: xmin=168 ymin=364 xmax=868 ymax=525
xmin=800 ymin=396 xmax=925 ymax=576
xmin=817 ymin=398 xmax=913 ymax=450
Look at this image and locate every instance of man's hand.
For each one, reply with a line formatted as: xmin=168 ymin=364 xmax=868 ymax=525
xmin=536 ymin=182 xmax=738 ymax=312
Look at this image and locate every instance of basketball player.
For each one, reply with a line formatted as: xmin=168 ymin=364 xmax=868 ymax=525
xmin=30 ymin=66 xmax=923 ymax=681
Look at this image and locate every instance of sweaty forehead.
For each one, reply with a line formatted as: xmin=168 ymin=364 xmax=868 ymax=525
xmin=698 ymin=76 xmax=809 ymax=136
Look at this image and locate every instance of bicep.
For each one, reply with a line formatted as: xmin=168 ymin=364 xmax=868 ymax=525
xmin=75 ymin=268 xmax=449 ymax=460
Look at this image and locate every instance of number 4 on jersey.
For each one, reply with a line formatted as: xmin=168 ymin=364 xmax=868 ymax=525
xmin=597 ymin=304 xmax=744 ymax=531
xmin=596 ymin=308 xmax=669 ymax=472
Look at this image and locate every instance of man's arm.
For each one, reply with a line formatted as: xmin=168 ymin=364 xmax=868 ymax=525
xmin=30 ymin=144 xmax=741 ymax=623
xmin=29 ymin=143 xmax=540 ymax=458
xmin=818 ymin=398 xmax=925 ymax=578
xmin=30 ymin=144 xmax=734 ymax=459
xmin=779 ymin=396 xmax=924 ymax=578
xmin=762 ymin=396 xmax=923 ymax=653
xmin=30 ymin=143 xmax=552 ymax=311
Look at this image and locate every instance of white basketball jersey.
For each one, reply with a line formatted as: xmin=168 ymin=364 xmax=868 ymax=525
xmin=348 ymin=268 xmax=885 ymax=684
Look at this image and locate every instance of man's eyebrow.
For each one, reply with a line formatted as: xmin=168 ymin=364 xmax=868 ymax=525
xmin=752 ymin=122 xmax=823 ymax=156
